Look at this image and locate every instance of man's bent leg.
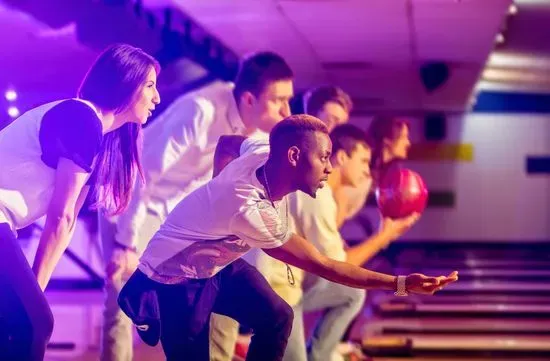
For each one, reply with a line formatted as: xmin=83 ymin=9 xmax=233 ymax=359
xmin=101 ymin=279 xmax=134 ymax=361
xmin=213 ymin=260 xmax=293 ymax=361
xmin=302 ymin=280 xmax=366 ymax=361
xmin=99 ymin=213 xmax=133 ymax=361
xmin=281 ymin=304 xmax=307 ymax=361
xmin=209 ymin=313 xmax=239 ymax=361
xmin=157 ymin=278 xmax=213 ymax=361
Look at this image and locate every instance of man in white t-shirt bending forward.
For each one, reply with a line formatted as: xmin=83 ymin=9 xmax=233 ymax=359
xmin=118 ymin=114 xmax=458 ymax=361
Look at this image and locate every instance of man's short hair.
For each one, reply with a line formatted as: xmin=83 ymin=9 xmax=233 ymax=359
xmin=303 ymin=85 xmax=353 ymax=116
xmin=269 ymin=114 xmax=329 ymax=157
xmin=330 ymin=124 xmax=370 ymax=158
xmin=233 ymin=51 xmax=293 ymax=100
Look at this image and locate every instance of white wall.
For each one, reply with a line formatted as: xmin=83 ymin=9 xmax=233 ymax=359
xmin=343 ymin=113 xmax=550 ymax=242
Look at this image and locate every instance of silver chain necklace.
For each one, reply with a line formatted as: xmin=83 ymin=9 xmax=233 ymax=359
xmin=262 ymin=164 xmax=295 ymax=286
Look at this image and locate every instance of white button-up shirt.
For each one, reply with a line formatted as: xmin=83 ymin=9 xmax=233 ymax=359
xmin=115 ymin=81 xmax=246 ymax=248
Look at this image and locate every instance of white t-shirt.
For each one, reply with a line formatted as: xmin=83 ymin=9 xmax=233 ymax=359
xmin=240 ymin=130 xmax=269 ymax=155
xmin=138 ymin=152 xmax=291 ymax=283
xmin=0 ymin=99 xmax=102 ymax=233
xmin=243 ymin=184 xmax=345 ymax=306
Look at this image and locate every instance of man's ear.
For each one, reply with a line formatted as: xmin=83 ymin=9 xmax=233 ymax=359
xmin=334 ymin=149 xmax=348 ymax=167
xmin=288 ymin=146 xmax=300 ymax=167
xmin=240 ymin=91 xmax=255 ymax=108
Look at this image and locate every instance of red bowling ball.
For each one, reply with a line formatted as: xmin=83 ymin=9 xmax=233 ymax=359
xmin=375 ymin=168 xmax=428 ymax=218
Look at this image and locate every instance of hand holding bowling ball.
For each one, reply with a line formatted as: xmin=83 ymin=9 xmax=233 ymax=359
xmin=375 ymin=168 xmax=428 ymax=219
xmin=379 ymin=212 xmax=420 ymax=243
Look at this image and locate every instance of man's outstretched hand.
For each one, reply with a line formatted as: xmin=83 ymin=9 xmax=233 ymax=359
xmin=406 ymin=271 xmax=459 ymax=295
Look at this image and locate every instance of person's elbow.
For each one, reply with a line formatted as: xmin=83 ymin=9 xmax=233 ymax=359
xmin=55 ymin=211 xmax=76 ymax=233
xmin=308 ymin=252 xmax=335 ymax=276
xmin=45 ymin=210 xmax=77 ymax=243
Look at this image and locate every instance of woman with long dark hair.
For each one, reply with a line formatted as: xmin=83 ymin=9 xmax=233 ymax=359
xmin=366 ymin=116 xmax=411 ymax=185
xmin=335 ymin=116 xmax=411 ymax=226
xmin=0 ymin=43 xmax=160 ymax=360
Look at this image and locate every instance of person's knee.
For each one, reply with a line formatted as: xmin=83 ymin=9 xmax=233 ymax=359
xmin=342 ymin=286 xmax=366 ymax=308
xmin=253 ymin=295 xmax=294 ymax=337
xmin=25 ymin=301 xmax=55 ymax=359
xmin=341 ymin=287 xmax=366 ymax=317
xmin=350 ymin=288 xmax=366 ymax=305
xmin=36 ymin=302 xmax=55 ymax=345
xmin=269 ymin=299 xmax=294 ymax=336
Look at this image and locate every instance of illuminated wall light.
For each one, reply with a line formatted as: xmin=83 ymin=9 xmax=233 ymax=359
xmin=508 ymin=4 xmax=518 ymax=15
xmin=487 ymin=53 xmax=550 ymax=71
xmin=495 ymin=33 xmax=505 ymax=44
xmin=5 ymin=89 xmax=17 ymax=101
xmin=7 ymin=106 xmax=19 ymax=118
xmin=482 ymin=68 xmax=547 ymax=83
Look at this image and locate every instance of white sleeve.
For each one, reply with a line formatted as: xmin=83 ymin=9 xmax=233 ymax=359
xmin=141 ymin=96 xmax=212 ymax=184
xmin=115 ymin=96 xmax=212 ymax=248
xmin=230 ymin=202 xmax=291 ymax=249
xmin=240 ymin=132 xmax=270 ymax=156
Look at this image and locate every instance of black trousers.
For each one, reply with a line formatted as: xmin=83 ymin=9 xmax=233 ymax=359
xmin=0 ymin=223 xmax=54 ymax=361
xmin=126 ymin=259 xmax=294 ymax=361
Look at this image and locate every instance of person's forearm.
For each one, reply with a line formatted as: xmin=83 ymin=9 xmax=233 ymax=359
xmin=33 ymin=215 xmax=76 ymax=290
xmin=345 ymin=232 xmax=391 ymax=266
xmin=307 ymin=256 xmax=397 ymax=290
xmin=265 ymin=233 xmax=398 ymax=292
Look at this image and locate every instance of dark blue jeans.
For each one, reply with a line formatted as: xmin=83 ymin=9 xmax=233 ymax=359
xmin=0 ymin=223 xmax=54 ymax=361
xmin=127 ymin=259 xmax=294 ymax=361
